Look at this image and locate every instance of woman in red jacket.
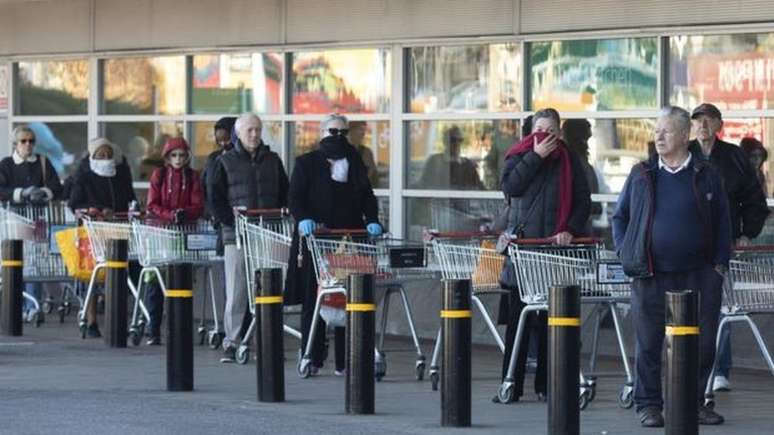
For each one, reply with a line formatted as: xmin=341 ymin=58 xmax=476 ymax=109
xmin=144 ymin=137 xmax=204 ymax=344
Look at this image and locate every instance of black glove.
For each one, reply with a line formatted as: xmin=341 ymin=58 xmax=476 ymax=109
xmin=29 ymin=188 xmax=48 ymax=204
xmin=174 ymin=209 xmax=186 ymax=225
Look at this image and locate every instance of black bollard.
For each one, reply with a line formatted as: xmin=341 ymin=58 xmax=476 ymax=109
xmin=166 ymin=263 xmax=194 ymax=392
xmin=346 ymin=273 xmax=375 ymax=415
xmin=548 ymin=285 xmax=581 ymax=435
xmin=104 ymin=239 xmax=128 ymax=348
xmin=1 ymin=240 xmax=24 ymax=336
xmin=255 ymin=268 xmax=285 ymax=402
xmin=665 ymin=290 xmax=699 ymax=435
xmin=440 ymin=279 xmax=472 ymax=427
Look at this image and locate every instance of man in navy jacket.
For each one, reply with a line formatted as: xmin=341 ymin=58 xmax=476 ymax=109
xmin=613 ymin=106 xmax=731 ymax=428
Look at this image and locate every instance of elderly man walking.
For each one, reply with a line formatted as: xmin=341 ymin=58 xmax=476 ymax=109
xmin=208 ymin=113 xmax=289 ymax=362
xmin=613 ymin=106 xmax=731 ymax=428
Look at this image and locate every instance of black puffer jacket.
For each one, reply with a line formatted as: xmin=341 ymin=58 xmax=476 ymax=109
xmin=68 ymin=156 xmax=137 ymax=213
xmin=207 ymin=140 xmax=289 ymax=244
xmin=500 ymin=150 xmax=591 ymax=238
xmin=689 ymin=139 xmax=769 ymax=239
xmin=0 ymin=154 xmax=63 ymax=203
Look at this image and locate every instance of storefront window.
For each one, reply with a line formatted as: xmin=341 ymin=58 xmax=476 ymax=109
xmin=190 ymin=53 xmax=283 ymax=114
xmin=101 ymin=122 xmax=184 ymax=181
xmin=102 ymin=56 xmax=186 ymax=115
xmin=16 ymin=60 xmax=89 ymax=115
xmin=531 ymin=38 xmax=658 ymax=111
xmin=291 ymin=49 xmax=391 ymax=114
xmin=669 ymin=33 xmax=774 ymax=111
xmin=407 ymin=44 xmax=522 ymax=113
xmin=710 ymin=117 xmax=774 ymax=196
xmin=405 ymin=197 xmax=501 ymax=241
xmin=405 ymin=119 xmax=520 ymax=191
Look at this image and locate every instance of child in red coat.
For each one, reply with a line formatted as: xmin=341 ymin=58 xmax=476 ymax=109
xmin=144 ymin=137 xmax=204 ymax=344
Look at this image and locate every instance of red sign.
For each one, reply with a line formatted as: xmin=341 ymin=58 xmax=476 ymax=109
xmin=688 ymin=52 xmax=774 ymax=110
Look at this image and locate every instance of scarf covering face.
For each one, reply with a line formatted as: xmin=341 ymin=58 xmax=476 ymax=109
xmin=90 ymin=157 xmax=117 ymax=177
xmin=504 ymin=131 xmax=573 ymax=235
xmin=319 ymin=135 xmax=349 ymax=160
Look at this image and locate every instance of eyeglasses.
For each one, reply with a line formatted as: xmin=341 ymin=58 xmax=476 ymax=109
xmin=18 ymin=139 xmax=35 ymax=144
xmin=328 ymin=128 xmax=349 ymax=136
xmin=169 ymin=152 xmax=188 ymax=159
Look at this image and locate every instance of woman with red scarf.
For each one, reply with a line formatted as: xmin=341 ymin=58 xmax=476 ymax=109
xmin=144 ymin=137 xmax=204 ymax=344
xmin=495 ymin=108 xmax=591 ymax=403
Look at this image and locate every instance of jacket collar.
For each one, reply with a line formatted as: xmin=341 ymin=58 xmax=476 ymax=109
xmin=12 ymin=151 xmax=37 ymax=165
xmin=643 ymin=147 xmax=709 ymax=175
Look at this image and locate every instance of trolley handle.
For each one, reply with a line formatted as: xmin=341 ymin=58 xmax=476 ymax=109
xmin=313 ymin=228 xmax=369 ymax=236
xmin=423 ymin=229 xmax=497 ymax=241
xmin=733 ymin=244 xmax=774 ymax=253
xmin=512 ymin=236 xmax=601 ymax=246
xmin=233 ymin=207 xmax=290 ymax=218
xmin=75 ymin=208 xmax=144 ymax=220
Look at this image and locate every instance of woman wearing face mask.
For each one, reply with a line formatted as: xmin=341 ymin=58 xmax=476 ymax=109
xmin=142 ymin=137 xmax=204 ymax=344
xmin=68 ymin=137 xmax=137 ymax=337
xmin=285 ymin=114 xmax=382 ymax=377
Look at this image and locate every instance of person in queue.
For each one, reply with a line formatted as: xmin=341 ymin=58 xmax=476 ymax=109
xmin=613 ymin=106 xmax=729 ymax=427
xmin=286 ymin=113 xmax=382 ymax=376
xmin=689 ymin=103 xmax=769 ymax=392
xmin=208 ymin=113 xmax=289 ymax=363
xmin=0 ymin=125 xmax=64 ymax=321
xmin=347 ymin=120 xmax=379 ymax=186
xmin=144 ymin=137 xmax=204 ymax=345
xmin=419 ymin=125 xmax=485 ymax=190
xmin=740 ymin=137 xmax=768 ymax=197
xmin=69 ymin=137 xmax=137 ymax=337
xmin=495 ymin=108 xmax=591 ymax=403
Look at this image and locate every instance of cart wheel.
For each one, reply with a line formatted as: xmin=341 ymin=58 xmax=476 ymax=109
xmin=586 ymin=376 xmax=597 ymax=403
xmin=129 ymin=329 xmax=142 ymax=346
xmin=430 ymin=370 xmax=439 ymax=391
xmin=208 ymin=331 xmax=222 ymax=350
xmin=618 ymin=384 xmax=634 ymax=409
xmin=579 ymin=390 xmax=590 ymax=411
xmin=297 ymin=357 xmax=312 ymax=379
xmin=415 ymin=361 xmax=426 ymax=381
xmin=703 ymin=397 xmax=715 ymax=410
xmin=197 ymin=328 xmax=207 ymax=346
xmin=236 ymin=345 xmax=250 ymax=365
xmin=497 ymin=382 xmax=514 ymax=404
xmin=375 ymin=352 xmax=386 ymax=382
xmin=79 ymin=323 xmax=87 ymax=339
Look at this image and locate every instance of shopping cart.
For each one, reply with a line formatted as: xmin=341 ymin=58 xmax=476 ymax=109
xmin=233 ymin=208 xmax=298 ymax=364
xmin=130 ymin=217 xmax=221 ymax=346
xmin=424 ymin=230 xmax=508 ymax=391
xmin=704 ymin=245 xmax=774 ymax=408
xmin=496 ymin=237 xmax=633 ymax=410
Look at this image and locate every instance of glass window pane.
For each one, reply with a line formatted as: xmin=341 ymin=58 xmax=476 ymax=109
xmin=291 ymin=49 xmax=390 ymax=114
xmin=191 ymin=53 xmax=283 ymax=114
xmin=712 ymin=117 xmax=774 ymax=197
xmin=669 ymin=33 xmax=774 ymax=110
xmin=289 ymin=120 xmax=390 ymax=188
xmin=13 ymin=122 xmax=87 ymax=179
xmin=189 ymin=120 xmax=282 ymax=170
xmin=406 ymin=119 xmax=520 ymax=191
xmin=102 ymin=56 xmax=186 ymax=115
xmin=377 ymin=196 xmax=389 ymax=232
xmin=531 ymin=38 xmax=658 ymax=111
xmin=405 ymin=198 xmax=501 ymax=241
xmin=408 ymin=44 xmax=522 ymax=113
xmin=101 ymin=122 xmax=184 ymax=181
xmin=17 ymin=60 xmax=89 ymax=115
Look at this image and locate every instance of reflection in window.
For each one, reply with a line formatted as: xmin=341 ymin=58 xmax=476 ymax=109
xmin=669 ymin=33 xmax=774 ymax=111
xmin=189 ymin=121 xmax=282 ymax=169
xmin=289 ymin=121 xmax=390 ymax=188
xmin=291 ymin=49 xmax=390 ymax=114
xmin=190 ymin=53 xmax=282 ymax=114
xmin=408 ymin=44 xmax=522 ymax=113
xmin=377 ymin=197 xmax=389 ymax=232
xmin=405 ymin=198 xmax=501 ymax=241
xmin=531 ymin=38 xmax=658 ymax=111
xmin=406 ymin=120 xmax=519 ymax=191
xmin=13 ymin=122 xmax=86 ymax=180
xmin=582 ymin=118 xmax=655 ymax=193
xmin=714 ymin=118 xmax=774 ymax=196
xmin=102 ymin=56 xmax=186 ymax=115
xmin=101 ymin=122 xmax=183 ymax=181
xmin=17 ymin=60 xmax=89 ymax=115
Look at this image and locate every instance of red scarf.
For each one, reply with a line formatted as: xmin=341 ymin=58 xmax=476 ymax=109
xmin=504 ymin=132 xmax=574 ymax=234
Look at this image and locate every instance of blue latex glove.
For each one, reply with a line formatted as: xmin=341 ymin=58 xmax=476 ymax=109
xmin=366 ymin=223 xmax=383 ymax=236
xmin=298 ymin=219 xmax=316 ymax=236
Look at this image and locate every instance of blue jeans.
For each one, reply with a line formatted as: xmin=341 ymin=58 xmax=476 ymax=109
xmin=716 ymin=321 xmax=732 ymax=378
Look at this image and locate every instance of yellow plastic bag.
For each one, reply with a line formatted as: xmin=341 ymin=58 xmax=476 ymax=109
xmin=55 ymin=226 xmax=105 ymax=284
xmin=471 ymin=239 xmax=504 ymax=287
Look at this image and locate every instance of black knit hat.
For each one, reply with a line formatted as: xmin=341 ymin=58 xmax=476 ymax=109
xmin=214 ymin=117 xmax=237 ymax=134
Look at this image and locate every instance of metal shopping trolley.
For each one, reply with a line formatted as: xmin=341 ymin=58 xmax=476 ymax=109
xmin=496 ymin=238 xmax=633 ymax=410
xmin=424 ymin=230 xmax=508 ymax=391
xmin=704 ymin=245 xmax=774 ymax=408
xmin=234 ymin=208 xmax=298 ymax=364
xmin=130 ymin=218 xmax=221 ymax=346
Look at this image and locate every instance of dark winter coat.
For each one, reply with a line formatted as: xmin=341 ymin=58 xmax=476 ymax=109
xmin=147 ymin=165 xmax=204 ymax=223
xmin=200 ymin=149 xmax=226 ymax=219
xmin=0 ymin=154 xmax=63 ymax=203
xmin=68 ymin=156 xmax=137 ymax=213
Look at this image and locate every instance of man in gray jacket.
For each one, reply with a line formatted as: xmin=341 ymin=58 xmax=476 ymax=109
xmin=208 ymin=113 xmax=289 ymax=362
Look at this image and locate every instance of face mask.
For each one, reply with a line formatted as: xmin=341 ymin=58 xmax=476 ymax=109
xmin=90 ymin=158 xmax=117 ymax=177
xmin=319 ymin=135 xmax=349 ymax=160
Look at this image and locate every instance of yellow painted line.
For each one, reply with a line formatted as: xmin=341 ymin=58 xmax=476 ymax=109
xmin=105 ymin=261 xmax=128 ymax=269
xmin=166 ymin=289 xmax=193 ymax=298
xmin=666 ymin=326 xmax=699 ymax=336
xmin=548 ymin=317 xmax=581 ymax=327
xmin=346 ymin=303 xmax=376 ymax=312
xmin=440 ymin=309 xmax=472 ymax=319
xmin=255 ymin=296 xmax=283 ymax=304
xmin=1 ymin=260 xmax=23 ymax=267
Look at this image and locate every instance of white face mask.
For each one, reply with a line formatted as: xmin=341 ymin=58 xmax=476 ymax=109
xmin=328 ymin=158 xmax=349 ymax=183
xmin=90 ymin=158 xmax=117 ymax=177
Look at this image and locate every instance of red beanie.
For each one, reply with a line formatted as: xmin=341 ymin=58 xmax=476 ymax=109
xmin=162 ymin=137 xmax=189 ymax=158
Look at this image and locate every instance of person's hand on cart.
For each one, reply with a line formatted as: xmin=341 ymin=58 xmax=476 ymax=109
xmin=553 ymin=231 xmax=573 ymax=245
xmin=299 ymin=219 xmax=316 ymax=236
xmin=366 ymin=222 xmax=383 ymax=237
xmin=28 ymin=187 xmax=52 ymax=204
xmin=174 ymin=209 xmax=186 ymax=225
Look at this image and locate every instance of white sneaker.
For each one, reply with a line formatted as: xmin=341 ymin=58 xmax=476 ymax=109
xmin=713 ymin=375 xmax=731 ymax=392
xmin=334 ymin=369 xmax=345 ymax=377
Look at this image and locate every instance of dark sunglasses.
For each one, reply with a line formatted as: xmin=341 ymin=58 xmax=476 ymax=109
xmin=328 ymin=128 xmax=349 ymax=136
xmin=18 ymin=139 xmax=36 ymax=144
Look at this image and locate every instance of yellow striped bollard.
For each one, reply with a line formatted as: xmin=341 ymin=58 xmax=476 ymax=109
xmin=166 ymin=263 xmax=193 ymax=391
xmin=104 ymin=239 xmax=128 ymax=347
xmin=346 ymin=273 xmax=375 ymax=414
xmin=1 ymin=240 xmax=24 ymax=336
xmin=441 ymin=279 xmax=472 ymax=427
xmin=255 ymin=268 xmax=285 ymax=402
xmin=548 ymin=285 xmax=581 ymax=435
xmin=665 ymin=290 xmax=699 ymax=435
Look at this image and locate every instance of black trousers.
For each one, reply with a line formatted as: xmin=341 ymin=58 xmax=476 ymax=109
xmin=631 ymin=267 xmax=723 ymax=412
xmin=500 ymin=292 xmax=547 ymax=397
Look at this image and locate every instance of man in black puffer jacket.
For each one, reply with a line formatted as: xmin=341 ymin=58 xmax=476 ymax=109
xmin=208 ymin=113 xmax=289 ymax=362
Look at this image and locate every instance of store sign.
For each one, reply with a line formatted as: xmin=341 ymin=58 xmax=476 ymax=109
xmin=688 ymin=52 xmax=774 ymax=110
xmin=0 ymin=64 xmax=8 ymax=114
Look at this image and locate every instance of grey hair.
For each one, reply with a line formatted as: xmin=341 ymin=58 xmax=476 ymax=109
xmin=320 ymin=113 xmax=349 ymax=135
xmin=234 ymin=113 xmax=262 ymax=134
xmin=11 ymin=125 xmax=35 ymax=144
xmin=659 ymin=106 xmax=691 ymax=136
